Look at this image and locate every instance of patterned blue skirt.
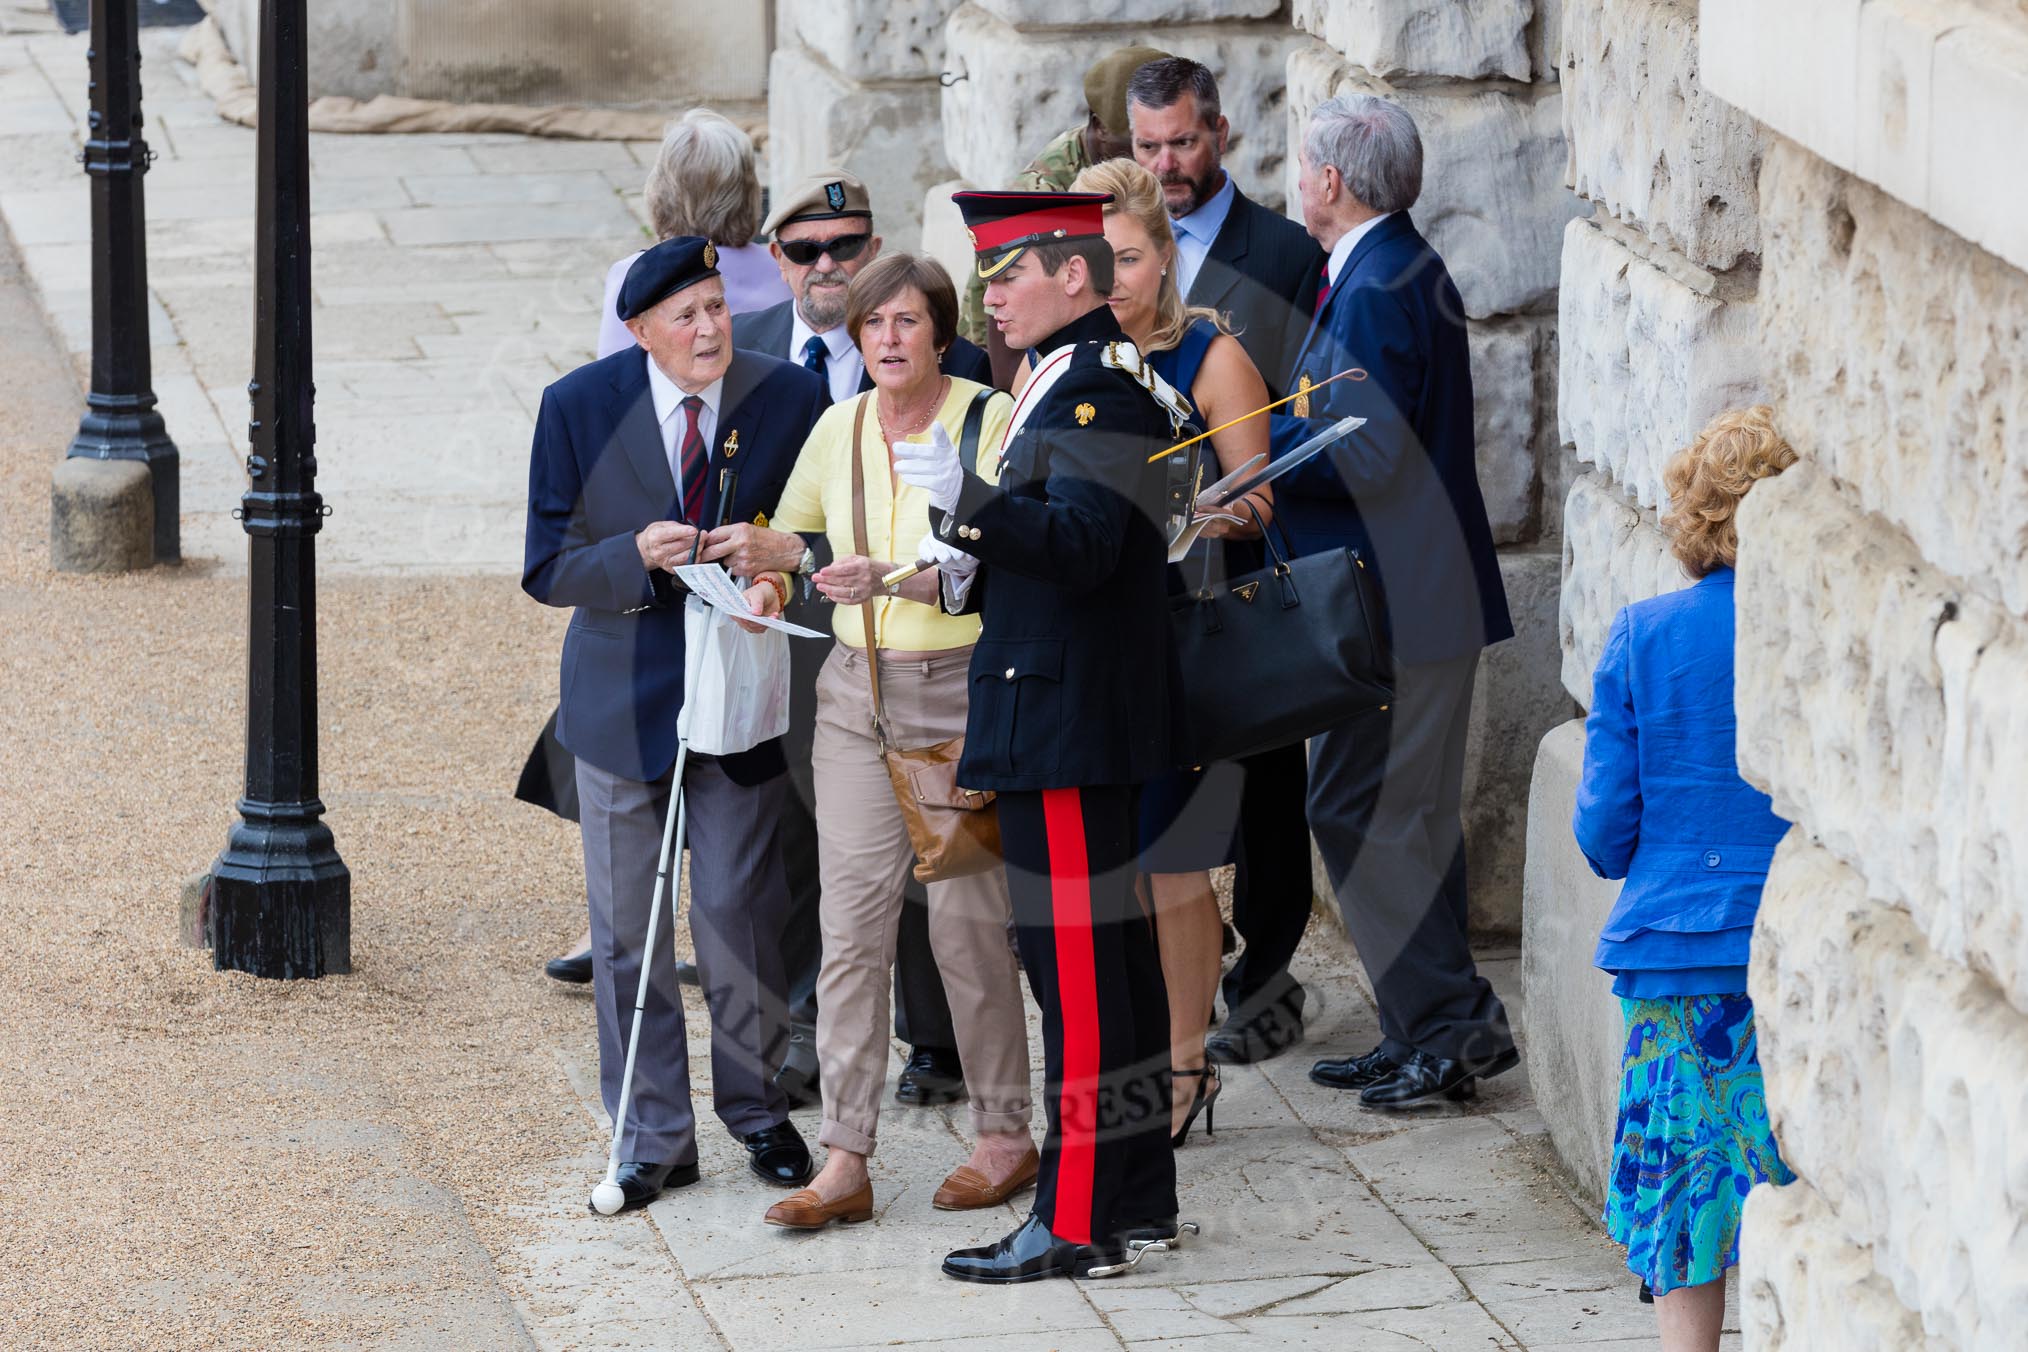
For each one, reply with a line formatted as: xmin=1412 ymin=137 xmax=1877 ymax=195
xmin=1603 ymin=993 xmax=1793 ymax=1294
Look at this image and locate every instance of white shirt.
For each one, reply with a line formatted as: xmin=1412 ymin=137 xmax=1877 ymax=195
xmin=1325 ymin=210 xmax=1396 ymax=288
xmin=645 ymin=351 xmax=722 ymax=516
xmin=1170 ymin=172 xmax=1236 ymax=299
xmin=789 ymin=308 xmax=864 ymax=406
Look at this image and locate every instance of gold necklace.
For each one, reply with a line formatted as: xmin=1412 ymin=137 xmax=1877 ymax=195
xmin=875 ymin=376 xmax=947 ymax=445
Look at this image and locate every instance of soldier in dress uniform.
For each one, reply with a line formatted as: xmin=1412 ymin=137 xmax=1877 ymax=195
xmin=891 ymin=190 xmax=1194 ymax=1283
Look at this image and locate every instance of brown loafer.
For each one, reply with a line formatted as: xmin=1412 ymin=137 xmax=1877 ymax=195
xmin=763 ymin=1183 xmax=874 ymax=1229
xmin=932 ymin=1148 xmax=1040 ymax=1211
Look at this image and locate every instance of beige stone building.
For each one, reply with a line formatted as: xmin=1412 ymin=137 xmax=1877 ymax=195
xmin=792 ymin=2 xmax=2028 ymax=1346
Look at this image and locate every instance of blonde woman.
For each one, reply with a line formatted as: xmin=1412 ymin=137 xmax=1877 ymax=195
xmin=596 ymin=108 xmax=788 ymax=357
xmin=1575 ymin=406 xmax=1798 ymax=1352
xmin=1067 ymin=157 xmax=1276 ymax=1145
xmin=715 ymin=254 xmax=1037 ymax=1229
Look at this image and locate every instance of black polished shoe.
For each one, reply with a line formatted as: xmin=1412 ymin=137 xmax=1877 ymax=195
xmin=942 ymin=1214 xmax=1125 ymax=1284
xmin=895 ymin=1046 xmax=966 ymax=1107
xmin=774 ymin=1023 xmax=821 ymax=1110
xmin=544 ymin=950 xmax=592 ymax=984
xmin=740 ymin=1121 xmax=813 ymax=1186
xmin=591 ymin=1159 xmax=700 ymax=1213
xmin=1206 ymin=1002 xmax=1304 ymax=1065
xmin=674 ymin=959 xmax=700 ymax=987
xmin=1359 ymin=1047 xmax=1521 ymax=1109
xmin=1308 ymin=1046 xmax=1399 ymax=1090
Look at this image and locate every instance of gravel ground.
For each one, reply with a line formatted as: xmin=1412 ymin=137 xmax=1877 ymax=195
xmin=0 ymin=228 xmax=623 ymax=1348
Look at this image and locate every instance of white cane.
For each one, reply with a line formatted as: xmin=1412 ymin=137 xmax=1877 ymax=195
xmin=588 ymin=735 xmax=691 ymax=1216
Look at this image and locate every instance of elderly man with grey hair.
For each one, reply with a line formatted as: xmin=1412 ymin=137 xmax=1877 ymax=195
xmin=1264 ymin=93 xmax=1519 ymax=1108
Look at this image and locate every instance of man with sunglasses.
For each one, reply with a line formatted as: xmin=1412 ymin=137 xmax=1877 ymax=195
xmin=731 ymin=170 xmax=992 ymax=1119
xmin=736 ymin=171 xmax=992 ymax=401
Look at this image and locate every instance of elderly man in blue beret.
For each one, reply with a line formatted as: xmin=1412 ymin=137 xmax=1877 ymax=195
xmin=523 ymin=236 xmax=828 ymax=1211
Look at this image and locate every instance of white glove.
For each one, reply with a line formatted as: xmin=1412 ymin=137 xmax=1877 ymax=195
xmin=916 ymin=529 xmax=977 ymax=576
xmin=892 ymin=420 xmax=963 ymax=514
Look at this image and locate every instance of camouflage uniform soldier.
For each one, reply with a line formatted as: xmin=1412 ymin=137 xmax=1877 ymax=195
xmin=957 ymin=46 xmax=1167 ymax=356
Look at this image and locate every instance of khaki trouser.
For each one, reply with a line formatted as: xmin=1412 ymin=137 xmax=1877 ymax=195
xmin=810 ymin=642 xmax=1031 ymax=1154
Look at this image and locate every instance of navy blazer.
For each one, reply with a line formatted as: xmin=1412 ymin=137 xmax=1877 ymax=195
xmin=1266 ymin=213 xmax=1512 ymax=665
xmin=1574 ymin=570 xmax=1790 ymax=982
xmin=732 ymin=299 xmax=995 ymax=392
xmin=1185 ymin=183 xmax=1326 ymax=391
xmin=933 ymin=305 xmax=1184 ymax=792
xmin=522 ymin=346 xmax=827 ymax=784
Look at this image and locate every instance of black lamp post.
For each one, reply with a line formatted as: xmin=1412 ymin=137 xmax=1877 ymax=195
xmin=209 ymin=0 xmax=349 ymax=978
xmin=68 ymin=0 xmax=179 ymax=563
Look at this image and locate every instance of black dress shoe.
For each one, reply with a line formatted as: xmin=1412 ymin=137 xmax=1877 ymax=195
xmin=544 ymin=950 xmax=592 ymax=984
xmin=1308 ymin=1046 xmax=1399 ymax=1090
xmin=773 ymin=1022 xmax=820 ymax=1109
xmin=1359 ymin=1047 xmax=1521 ymax=1109
xmin=674 ymin=959 xmax=700 ymax=987
xmin=740 ymin=1121 xmax=813 ymax=1186
xmin=1205 ymin=1005 xmax=1304 ymax=1065
xmin=895 ymin=1046 xmax=966 ymax=1106
xmin=942 ymin=1214 xmax=1125 ymax=1284
xmin=591 ymin=1159 xmax=701 ymax=1213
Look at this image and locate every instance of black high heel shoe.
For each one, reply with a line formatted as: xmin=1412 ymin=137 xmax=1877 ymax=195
xmin=1171 ymin=1066 xmax=1221 ymax=1147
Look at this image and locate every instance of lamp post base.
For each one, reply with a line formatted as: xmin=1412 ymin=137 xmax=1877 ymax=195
xmin=67 ymin=395 xmax=180 ymax=564
xmin=211 ymin=805 xmax=351 ymax=978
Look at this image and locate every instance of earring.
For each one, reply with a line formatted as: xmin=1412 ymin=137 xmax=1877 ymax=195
xmin=1161 ymin=267 xmax=1168 ymax=277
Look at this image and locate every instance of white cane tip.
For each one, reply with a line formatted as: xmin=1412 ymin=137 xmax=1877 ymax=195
xmin=590 ymin=1181 xmax=627 ymax=1215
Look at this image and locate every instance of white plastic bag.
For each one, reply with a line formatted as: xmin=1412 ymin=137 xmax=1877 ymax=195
xmin=678 ymin=595 xmax=791 ymax=756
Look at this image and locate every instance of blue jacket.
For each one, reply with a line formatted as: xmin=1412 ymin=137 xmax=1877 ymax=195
xmin=1265 ymin=213 xmax=1512 ymax=665
xmin=522 ymin=346 xmax=826 ymax=784
xmin=1574 ymin=569 xmax=1790 ymax=994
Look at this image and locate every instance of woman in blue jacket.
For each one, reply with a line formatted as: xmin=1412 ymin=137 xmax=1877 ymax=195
xmin=1574 ymin=405 xmax=1797 ymax=1352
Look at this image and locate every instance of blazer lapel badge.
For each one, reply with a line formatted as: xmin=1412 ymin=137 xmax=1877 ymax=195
xmin=721 ymin=429 xmax=739 ymax=458
xmin=1293 ymin=372 xmax=1313 ymax=419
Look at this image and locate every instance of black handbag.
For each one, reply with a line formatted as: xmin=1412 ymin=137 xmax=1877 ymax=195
xmin=1168 ymin=507 xmax=1395 ymax=763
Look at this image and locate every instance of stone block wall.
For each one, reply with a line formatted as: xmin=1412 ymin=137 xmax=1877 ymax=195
xmin=1514 ymin=2 xmax=2028 ymax=1346
xmin=1285 ymin=2 xmax=1579 ymax=935
xmin=1704 ymin=2 xmax=2028 ymax=1339
xmin=768 ymin=0 xmax=967 ymax=254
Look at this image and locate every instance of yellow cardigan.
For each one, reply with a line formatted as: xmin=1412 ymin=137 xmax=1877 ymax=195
xmin=772 ymin=378 xmax=1013 ymax=650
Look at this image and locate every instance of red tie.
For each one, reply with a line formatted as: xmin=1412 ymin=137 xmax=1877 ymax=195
xmin=1315 ymin=261 xmax=1331 ymax=313
xmin=677 ymin=395 xmax=708 ymax=526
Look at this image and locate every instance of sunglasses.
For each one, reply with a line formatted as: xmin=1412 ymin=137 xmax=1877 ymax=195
xmin=778 ymin=233 xmax=872 ymax=267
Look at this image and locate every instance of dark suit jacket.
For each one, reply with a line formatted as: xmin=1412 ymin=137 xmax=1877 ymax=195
xmin=1185 ymin=183 xmax=1326 ymax=391
xmin=933 ymin=305 xmax=1184 ymax=792
xmin=522 ymin=347 xmax=827 ymax=784
xmin=732 ymin=299 xmax=994 ymax=393
xmin=1266 ymin=212 xmax=1512 ymax=665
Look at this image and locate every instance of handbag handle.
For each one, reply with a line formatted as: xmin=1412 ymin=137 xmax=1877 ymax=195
xmin=852 ymin=384 xmax=989 ymax=745
xmin=1193 ymin=497 xmax=1299 ymax=609
xmin=848 ymin=398 xmax=889 ymax=750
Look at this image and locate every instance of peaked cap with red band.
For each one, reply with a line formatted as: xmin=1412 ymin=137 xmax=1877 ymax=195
xmin=952 ymin=189 xmax=1113 ymax=279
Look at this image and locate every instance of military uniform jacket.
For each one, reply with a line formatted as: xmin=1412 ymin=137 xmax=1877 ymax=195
xmin=933 ymin=305 xmax=1185 ymax=792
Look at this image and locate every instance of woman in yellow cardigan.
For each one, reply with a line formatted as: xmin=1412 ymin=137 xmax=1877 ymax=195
xmin=721 ymin=253 xmax=1037 ymax=1230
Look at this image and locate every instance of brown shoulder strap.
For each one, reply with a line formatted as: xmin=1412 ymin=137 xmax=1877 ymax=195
xmin=849 ymin=397 xmax=885 ymax=744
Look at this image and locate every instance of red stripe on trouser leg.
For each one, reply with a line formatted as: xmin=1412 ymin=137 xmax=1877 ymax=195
xmin=1041 ymin=786 xmax=1100 ymax=1245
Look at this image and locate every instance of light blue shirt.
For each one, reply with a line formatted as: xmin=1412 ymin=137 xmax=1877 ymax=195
xmin=1171 ymin=172 xmax=1236 ymax=299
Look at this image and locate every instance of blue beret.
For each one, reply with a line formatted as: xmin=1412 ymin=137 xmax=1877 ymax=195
xmin=617 ymin=236 xmax=721 ymax=321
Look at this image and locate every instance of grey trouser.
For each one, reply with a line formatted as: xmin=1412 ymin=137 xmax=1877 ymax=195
xmin=577 ymin=755 xmax=793 ymax=1161
xmin=1306 ymin=655 xmax=1513 ymax=1065
xmin=809 ymin=644 xmax=1032 ymax=1154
